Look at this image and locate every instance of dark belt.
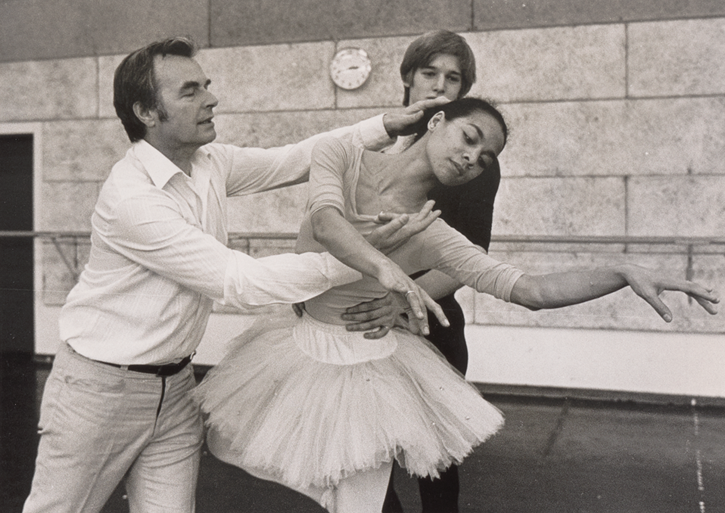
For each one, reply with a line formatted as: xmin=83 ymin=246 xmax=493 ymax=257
xmin=98 ymin=354 xmax=193 ymax=377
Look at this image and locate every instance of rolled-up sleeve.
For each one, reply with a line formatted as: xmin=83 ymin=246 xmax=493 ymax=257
xmin=223 ymin=251 xmax=361 ymax=309
xmin=106 ymin=190 xmax=361 ymax=310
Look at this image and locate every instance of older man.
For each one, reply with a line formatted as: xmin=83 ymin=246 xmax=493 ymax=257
xmin=23 ymin=36 xmax=445 ymax=513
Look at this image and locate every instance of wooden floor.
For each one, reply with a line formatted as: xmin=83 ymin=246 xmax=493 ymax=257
xmin=3 ymin=353 xmax=724 ymax=513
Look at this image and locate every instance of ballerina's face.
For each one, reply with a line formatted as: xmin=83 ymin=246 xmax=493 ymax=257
xmin=426 ymin=110 xmax=505 ymax=187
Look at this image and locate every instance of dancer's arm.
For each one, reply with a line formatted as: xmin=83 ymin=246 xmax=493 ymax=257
xmin=415 ymin=224 xmax=719 ymax=321
xmin=311 ymin=205 xmax=448 ymax=334
xmin=306 ymin=136 xmax=449 ymax=333
xmin=510 ymin=265 xmax=719 ymax=321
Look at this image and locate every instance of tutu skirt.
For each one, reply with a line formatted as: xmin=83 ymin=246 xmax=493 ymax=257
xmin=193 ymin=311 xmax=503 ymax=490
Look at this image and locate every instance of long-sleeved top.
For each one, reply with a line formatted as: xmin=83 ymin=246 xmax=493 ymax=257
xmin=60 ymin=116 xmax=392 ymax=365
xmin=296 ymin=137 xmax=522 ymax=325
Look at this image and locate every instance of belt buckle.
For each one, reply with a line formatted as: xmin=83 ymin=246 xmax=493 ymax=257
xmin=155 ymin=352 xmax=194 ymax=377
xmin=155 ymin=365 xmax=172 ymax=377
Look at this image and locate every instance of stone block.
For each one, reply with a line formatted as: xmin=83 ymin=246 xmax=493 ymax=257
xmin=248 ymin=238 xmax=298 ymax=258
xmin=0 ymin=0 xmax=209 ymax=62
xmin=196 ymin=43 xmax=336 ymax=113
xmin=210 ymin=0 xmax=469 ymax=47
xmin=629 ymin=18 xmax=725 ymax=97
xmin=227 ymin=186 xmax=308 ymax=234
xmin=471 ymin=250 xmax=720 ymax=332
xmin=498 ymin=98 xmax=725 ymax=178
xmin=473 ymin=0 xmax=725 ymax=31
xmin=628 ymin=176 xmax=725 ymax=238
xmin=467 ymin=25 xmax=626 ymax=102
xmin=43 ymin=119 xmax=128 ymax=181
xmin=492 ymin=177 xmax=625 ymax=236
xmin=99 ymin=55 xmax=127 ymax=120
xmin=692 ymin=255 xmax=725 ymax=327
xmin=0 ymin=58 xmax=97 ymax=121
xmin=42 ymin=239 xmax=90 ymax=305
xmin=226 ymin=237 xmax=249 ymax=254
xmin=211 ymin=108 xmax=387 ymax=149
xmin=40 ymin=182 xmax=100 ymax=232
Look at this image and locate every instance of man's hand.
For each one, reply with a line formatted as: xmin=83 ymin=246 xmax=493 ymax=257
xmin=383 ymin=96 xmax=451 ymax=137
xmin=342 ymin=294 xmax=406 ymax=339
xmin=342 ymin=292 xmax=441 ymax=339
xmin=365 ymin=200 xmax=440 ymax=255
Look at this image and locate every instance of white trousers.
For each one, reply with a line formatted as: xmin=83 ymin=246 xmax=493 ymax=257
xmin=23 ymin=343 xmax=203 ymax=513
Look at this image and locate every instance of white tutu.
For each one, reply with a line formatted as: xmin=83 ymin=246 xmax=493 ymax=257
xmin=193 ymin=311 xmax=503 ymax=490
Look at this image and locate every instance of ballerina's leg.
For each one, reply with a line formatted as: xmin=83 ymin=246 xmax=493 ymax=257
xmin=328 ymin=461 xmax=394 ymax=513
xmin=245 ymin=460 xmax=394 ymax=513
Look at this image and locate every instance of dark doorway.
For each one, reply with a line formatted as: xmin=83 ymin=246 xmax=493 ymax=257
xmin=0 ymin=134 xmax=34 ymax=354
xmin=0 ymin=133 xmax=36 ymax=511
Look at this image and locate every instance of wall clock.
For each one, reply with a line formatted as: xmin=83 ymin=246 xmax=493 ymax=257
xmin=330 ymin=47 xmax=372 ymax=90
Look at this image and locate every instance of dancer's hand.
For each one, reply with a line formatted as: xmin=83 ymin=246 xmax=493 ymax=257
xmin=342 ymin=293 xmax=434 ymax=339
xmin=373 ymin=260 xmax=449 ymax=335
xmin=383 ymin=96 xmax=451 ymax=137
xmin=342 ymin=294 xmax=405 ymax=339
xmin=365 ymin=200 xmax=440 ymax=255
xmin=621 ymin=265 xmax=719 ymax=321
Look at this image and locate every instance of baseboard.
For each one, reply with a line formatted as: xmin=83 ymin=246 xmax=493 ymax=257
xmin=476 ymin=382 xmax=725 ymax=409
xmin=31 ymin=355 xmax=725 ymax=409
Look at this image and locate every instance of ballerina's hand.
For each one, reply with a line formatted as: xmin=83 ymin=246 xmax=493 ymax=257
xmin=366 ymin=200 xmax=441 ymax=255
xmin=623 ymin=265 xmax=719 ymax=322
xmin=374 ymin=260 xmax=449 ymax=336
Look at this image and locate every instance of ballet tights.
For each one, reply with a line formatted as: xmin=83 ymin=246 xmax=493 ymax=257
xmin=325 ymin=461 xmax=394 ymax=513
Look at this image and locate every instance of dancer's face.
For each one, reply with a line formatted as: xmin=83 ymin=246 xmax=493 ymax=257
xmin=406 ymin=53 xmax=463 ymax=104
xmin=146 ymin=55 xmax=219 ymax=151
xmin=426 ymin=110 xmax=505 ymax=187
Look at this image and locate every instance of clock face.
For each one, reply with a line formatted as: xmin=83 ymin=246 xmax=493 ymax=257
xmin=330 ymin=48 xmax=372 ymax=90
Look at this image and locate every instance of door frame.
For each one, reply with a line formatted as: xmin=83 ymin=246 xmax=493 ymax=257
xmin=0 ymin=123 xmax=43 ymax=354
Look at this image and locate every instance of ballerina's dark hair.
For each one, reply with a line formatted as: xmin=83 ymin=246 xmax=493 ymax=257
xmin=411 ymin=97 xmax=508 ymax=147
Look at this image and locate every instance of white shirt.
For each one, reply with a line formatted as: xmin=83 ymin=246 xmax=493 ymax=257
xmin=60 ymin=116 xmax=392 ymax=365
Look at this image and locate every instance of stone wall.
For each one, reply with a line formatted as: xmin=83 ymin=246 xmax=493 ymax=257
xmin=1 ymin=1 xmax=723 ymax=335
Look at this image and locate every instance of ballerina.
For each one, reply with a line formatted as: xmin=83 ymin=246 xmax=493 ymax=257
xmin=194 ymin=97 xmax=718 ymax=513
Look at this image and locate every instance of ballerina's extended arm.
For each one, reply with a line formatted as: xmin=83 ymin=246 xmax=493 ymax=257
xmin=509 ymin=265 xmax=719 ymax=321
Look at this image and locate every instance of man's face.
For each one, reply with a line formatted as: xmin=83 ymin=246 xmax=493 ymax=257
xmin=407 ymin=53 xmax=463 ymax=104
xmin=149 ymin=54 xmax=218 ymax=151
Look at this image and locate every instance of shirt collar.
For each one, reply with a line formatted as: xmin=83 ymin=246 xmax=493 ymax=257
xmin=133 ymin=140 xmax=211 ymax=189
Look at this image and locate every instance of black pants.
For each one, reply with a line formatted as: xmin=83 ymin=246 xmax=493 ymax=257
xmin=383 ymin=294 xmax=468 ymax=513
